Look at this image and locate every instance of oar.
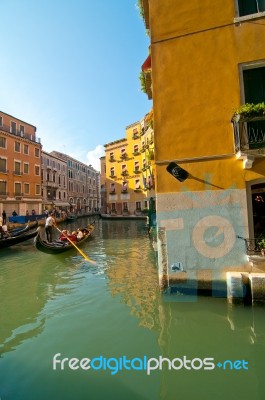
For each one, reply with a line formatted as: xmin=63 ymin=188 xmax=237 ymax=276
xmin=55 ymin=226 xmax=96 ymax=264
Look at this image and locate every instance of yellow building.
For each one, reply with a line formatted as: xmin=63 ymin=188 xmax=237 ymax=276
xmin=102 ymin=113 xmax=155 ymax=217
xmin=140 ymin=0 xmax=265 ymax=296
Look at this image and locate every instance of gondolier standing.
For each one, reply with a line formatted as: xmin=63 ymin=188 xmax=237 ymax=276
xmin=45 ymin=212 xmax=56 ymax=243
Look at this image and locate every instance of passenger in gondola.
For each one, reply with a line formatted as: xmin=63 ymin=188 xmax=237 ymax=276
xmin=2 ymin=224 xmax=10 ymax=238
xmin=77 ymin=229 xmax=83 ymax=240
xmin=59 ymin=230 xmax=68 ymax=241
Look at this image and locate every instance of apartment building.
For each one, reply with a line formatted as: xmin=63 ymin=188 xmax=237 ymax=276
xmin=0 ymin=111 xmax=42 ymax=217
xmin=51 ymin=151 xmax=99 ymax=213
xmin=102 ymin=112 xmax=155 ymax=216
xmin=140 ymin=0 xmax=265 ymax=293
xmin=41 ymin=151 xmax=68 ymax=210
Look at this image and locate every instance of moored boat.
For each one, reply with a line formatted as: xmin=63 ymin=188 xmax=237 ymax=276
xmin=34 ymin=223 xmax=95 ymax=254
xmin=0 ymin=228 xmax=39 ymax=249
xmin=9 ymin=220 xmax=38 ymax=237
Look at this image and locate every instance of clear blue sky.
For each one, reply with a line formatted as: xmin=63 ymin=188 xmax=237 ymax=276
xmin=1 ymin=0 xmax=151 ymax=170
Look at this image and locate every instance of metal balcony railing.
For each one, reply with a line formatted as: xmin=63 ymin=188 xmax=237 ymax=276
xmin=237 ymin=235 xmax=265 ymax=256
xmin=232 ymin=116 xmax=265 ymax=156
xmin=0 ymin=124 xmax=41 ymax=144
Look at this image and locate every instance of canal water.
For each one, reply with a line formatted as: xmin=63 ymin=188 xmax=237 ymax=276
xmin=0 ymin=218 xmax=264 ymax=400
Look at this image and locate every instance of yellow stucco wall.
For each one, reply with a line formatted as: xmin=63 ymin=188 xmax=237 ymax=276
xmin=149 ymin=0 xmax=265 ymax=193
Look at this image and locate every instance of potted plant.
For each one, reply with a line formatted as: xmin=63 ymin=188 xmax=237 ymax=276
xmin=233 ymin=102 xmax=265 ymax=121
xmin=257 ymin=237 xmax=265 ymax=256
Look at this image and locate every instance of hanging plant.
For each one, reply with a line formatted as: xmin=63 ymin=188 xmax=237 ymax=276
xmin=139 ymin=70 xmax=147 ymax=94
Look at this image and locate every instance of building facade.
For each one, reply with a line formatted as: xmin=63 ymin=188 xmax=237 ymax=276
xmin=0 ymin=111 xmax=42 ymax=218
xmin=102 ymin=113 xmax=155 ymax=216
xmin=140 ymin=0 xmax=265 ymax=293
xmin=51 ymin=151 xmax=100 ymax=213
xmin=41 ymin=151 xmax=68 ymax=211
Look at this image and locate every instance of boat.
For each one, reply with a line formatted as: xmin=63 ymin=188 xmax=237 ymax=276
xmin=34 ymin=223 xmax=95 ymax=254
xmin=9 ymin=221 xmax=38 ymax=237
xmin=66 ymin=214 xmax=78 ymax=221
xmin=0 ymin=228 xmax=39 ymax=249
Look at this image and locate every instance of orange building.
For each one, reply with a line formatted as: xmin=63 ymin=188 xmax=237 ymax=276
xmin=0 ymin=111 xmax=42 ymax=219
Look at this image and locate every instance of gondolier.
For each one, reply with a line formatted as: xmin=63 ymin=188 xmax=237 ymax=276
xmin=45 ymin=212 xmax=56 ymax=243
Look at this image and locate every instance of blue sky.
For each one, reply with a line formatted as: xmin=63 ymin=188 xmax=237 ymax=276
xmin=1 ymin=0 xmax=151 ymax=170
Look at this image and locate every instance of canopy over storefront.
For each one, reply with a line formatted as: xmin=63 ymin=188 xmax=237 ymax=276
xmin=53 ymin=202 xmax=70 ymax=207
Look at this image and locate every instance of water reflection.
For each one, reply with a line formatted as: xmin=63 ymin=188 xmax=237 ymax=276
xmin=0 ymin=218 xmax=265 ymax=399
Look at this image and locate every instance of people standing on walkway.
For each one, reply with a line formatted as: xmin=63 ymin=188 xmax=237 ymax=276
xmin=45 ymin=212 xmax=56 ymax=243
xmin=2 ymin=210 xmax=6 ymax=225
xmin=0 ymin=214 xmax=3 ymax=239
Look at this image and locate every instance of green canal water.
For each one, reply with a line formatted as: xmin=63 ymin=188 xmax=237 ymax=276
xmin=0 ymin=218 xmax=265 ymax=400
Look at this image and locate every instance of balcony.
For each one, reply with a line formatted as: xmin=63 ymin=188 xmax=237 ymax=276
xmin=0 ymin=124 xmax=41 ymax=144
xmin=0 ymin=191 xmax=8 ymax=197
xmin=120 ymin=153 xmax=128 ymax=160
xmin=121 ymin=170 xmax=128 ymax=176
xmin=132 ymin=133 xmax=140 ymax=139
xmin=133 ymin=169 xmax=140 ymax=174
xmin=232 ymin=115 xmax=265 ymax=158
xmin=13 ymin=170 xmax=22 ymax=176
xmin=134 ymin=188 xmax=142 ymax=192
xmin=133 ymin=151 xmax=140 ymax=156
xmin=109 ymin=174 xmax=116 ymax=178
xmin=109 ymin=157 xmax=116 ymax=162
xmin=0 ymin=168 xmax=8 ymax=174
xmin=121 ymin=188 xmax=128 ymax=193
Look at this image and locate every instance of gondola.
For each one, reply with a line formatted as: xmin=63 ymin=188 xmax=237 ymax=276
xmin=0 ymin=228 xmax=39 ymax=249
xmin=34 ymin=223 xmax=95 ymax=254
xmin=9 ymin=220 xmax=38 ymax=237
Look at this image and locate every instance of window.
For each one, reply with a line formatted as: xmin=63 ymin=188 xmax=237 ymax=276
xmin=10 ymin=121 xmax=16 ymax=134
xmin=0 ymin=137 xmax=6 ymax=148
xmin=35 ymin=184 xmax=41 ymax=195
xmin=110 ymin=167 xmax=115 ymax=177
xmin=243 ymin=66 xmax=265 ymax=149
xmin=35 ymin=165 xmax=40 ymax=175
xmin=0 ymin=158 xmax=7 ymax=173
xmin=123 ymin=202 xmax=128 ymax=211
xmin=35 ymin=147 xmax=40 ymax=157
xmin=14 ymin=182 xmax=22 ymax=195
xmin=0 ymin=180 xmax=7 ymax=195
xmin=110 ymin=183 xmax=115 ymax=193
xmin=0 ymin=116 xmax=3 ymax=126
xmin=14 ymin=141 xmax=21 ymax=152
xmin=122 ymin=181 xmax=128 ymax=192
xmin=24 ymin=183 xmax=30 ymax=194
xmin=14 ymin=161 xmax=21 ymax=175
xmin=133 ymin=144 xmax=139 ymax=154
xmin=134 ymin=161 xmax=140 ymax=172
xmin=24 ymin=144 xmax=29 ymax=155
xmin=238 ymin=0 xmax=265 ymax=16
xmin=19 ymin=125 xmax=25 ymax=136
xmin=135 ymin=179 xmax=141 ymax=189
xmin=136 ymin=201 xmax=141 ymax=210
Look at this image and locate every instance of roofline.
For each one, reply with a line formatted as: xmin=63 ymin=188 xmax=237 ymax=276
xmin=0 ymin=110 xmax=37 ymax=129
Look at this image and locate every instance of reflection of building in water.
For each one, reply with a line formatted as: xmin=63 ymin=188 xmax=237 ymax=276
xmin=102 ymin=220 xmax=160 ymax=330
xmin=0 ymin=258 xmax=75 ymax=355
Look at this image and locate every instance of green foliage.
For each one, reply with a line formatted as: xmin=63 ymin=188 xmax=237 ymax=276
xmin=138 ymin=0 xmax=144 ymax=19
xmin=234 ymin=102 xmax=265 ymax=119
xmin=257 ymin=237 xmax=265 ymax=250
xmin=139 ymin=70 xmax=147 ymax=94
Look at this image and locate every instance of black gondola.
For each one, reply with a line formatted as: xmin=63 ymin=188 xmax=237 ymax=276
xmin=34 ymin=223 xmax=95 ymax=254
xmin=0 ymin=228 xmax=39 ymax=249
xmin=9 ymin=220 xmax=39 ymax=237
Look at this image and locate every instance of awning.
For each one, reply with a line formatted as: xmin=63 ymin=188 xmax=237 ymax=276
xmin=53 ymin=202 xmax=70 ymax=207
xmin=141 ymin=54 xmax=151 ymax=71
